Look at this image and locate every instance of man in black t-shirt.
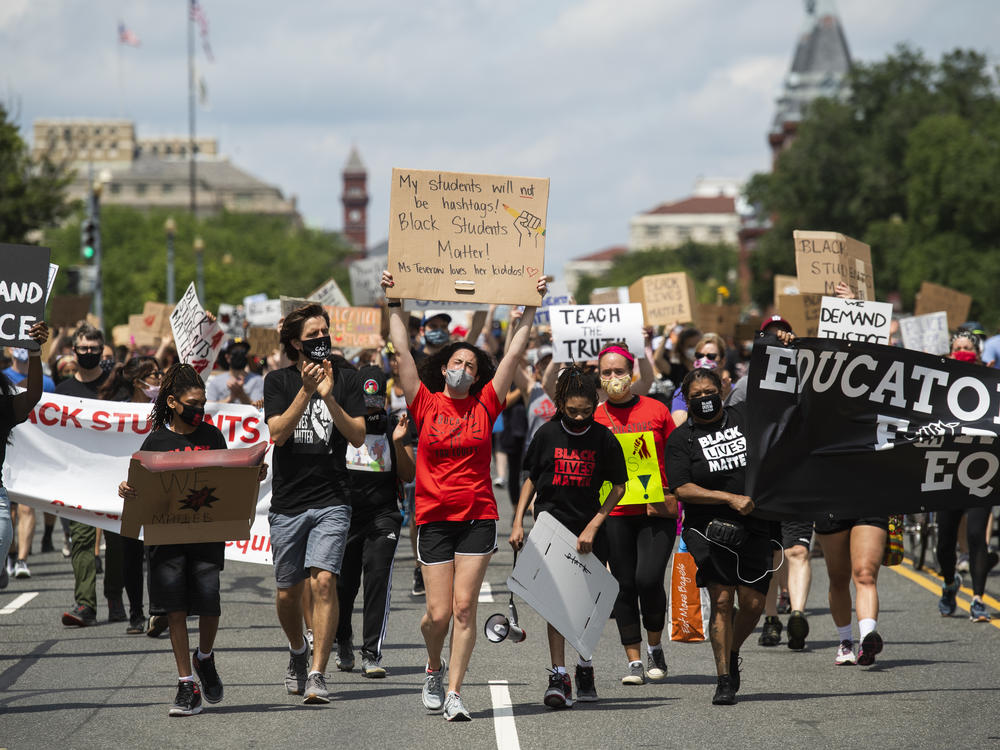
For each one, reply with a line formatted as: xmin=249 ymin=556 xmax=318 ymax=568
xmin=264 ymin=304 xmax=366 ymax=705
xmin=55 ymin=323 xmax=111 ymax=624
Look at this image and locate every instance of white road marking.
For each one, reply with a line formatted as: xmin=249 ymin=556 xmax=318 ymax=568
xmin=0 ymin=592 xmax=38 ymax=615
xmin=488 ymin=680 xmax=520 ymax=750
xmin=479 ymin=581 xmax=494 ymax=602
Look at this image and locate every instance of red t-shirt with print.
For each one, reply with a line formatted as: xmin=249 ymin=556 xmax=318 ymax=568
xmin=410 ymin=381 xmax=505 ymax=525
xmin=594 ymin=394 xmax=675 ymax=517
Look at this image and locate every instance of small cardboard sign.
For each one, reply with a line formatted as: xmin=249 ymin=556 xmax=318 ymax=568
xmin=913 ymin=282 xmax=972 ymax=331
xmin=549 ymin=303 xmax=645 ymax=363
xmin=793 ymin=230 xmax=875 ymax=300
xmin=129 ymin=314 xmax=158 ymax=349
xmin=309 ymin=277 xmax=351 ymax=309
xmin=817 ymin=296 xmax=893 ymax=344
xmin=328 ymin=306 xmax=381 ymax=349
xmin=49 ymin=294 xmax=92 ymax=329
xmin=773 ymin=274 xmax=799 ymax=301
xmin=534 ymin=281 xmax=572 ymax=326
xmin=112 ymin=324 xmax=131 ymax=348
xmin=777 ymin=293 xmax=822 ymax=338
xmin=170 ymin=282 xmax=225 ymax=375
xmin=247 ymin=326 xmax=281 ymax=359
xmin=349 ymin=256 xmax=388 ymax=307
xmin=121 ymin=443 xmax=267 ymax=545
xmin=245 ymin=298 xmax=281 ymax=327
xmin=589 ymin=286 xmax=630 ymax=305
xmin=507 ymin=511 xmax=620 ymax=661
xmin=693 ymin=303 xmax=739 ymax=339
xmin=629 ymin=273 xmax=696 ymax=326
xmin=279 ymin=296 xmax=320 ymax=318
xmin=387 ymin=168 xmax=549 ymax=306
xmin=0 ymin=243 xmax=52 ymax=350
xmin=898 ymin=312 xmax=950 ymax=355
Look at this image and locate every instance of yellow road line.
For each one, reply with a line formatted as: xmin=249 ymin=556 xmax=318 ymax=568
xmin=889 ymin=557 xmax=1000 ymax=631
xmin=900 ymin=556 xmax=1000 ymax=610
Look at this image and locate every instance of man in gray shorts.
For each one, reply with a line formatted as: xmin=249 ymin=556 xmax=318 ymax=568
xmin=264 ymin=305 xmax=366 ymax=704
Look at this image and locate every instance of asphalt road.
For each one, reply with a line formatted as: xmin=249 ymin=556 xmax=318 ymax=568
xmin=2 ymin=502 xmax=999 ymax=750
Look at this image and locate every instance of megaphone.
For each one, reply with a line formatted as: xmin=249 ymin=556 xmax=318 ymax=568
xmin=485 ymin=594 xmax=526 ymax=644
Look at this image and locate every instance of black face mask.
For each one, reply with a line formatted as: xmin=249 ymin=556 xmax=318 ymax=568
xmin=300 ymin=335 xmax=332 ymax=363
xmin=365 ymin=411 xmax=387 ymax=434
xmin=176 ymin=402 xmax=205 ymax=427
xmin=99 ymin=358 xmax=115 ymax=374
xmin=689 ymin=393 xmax=723 ymax=421
xmin=76 ymin=350 xmax=101 ymax=370
xmin=228 ymin=349 xmax=248 ymax=370
xmin=561 ymin=414 xmax=595 ymax=433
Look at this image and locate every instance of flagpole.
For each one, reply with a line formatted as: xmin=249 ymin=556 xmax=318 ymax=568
xmin=188 ymin=0 xmax=197 ymax=219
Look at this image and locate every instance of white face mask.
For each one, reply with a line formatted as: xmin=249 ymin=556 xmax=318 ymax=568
xmin=445 ymin=367 xmax=474 ymax=393
xmin=684 ymin=347 xmax=697 ymax=362
xmin=140 ymin=383 xmax=160 ymax=401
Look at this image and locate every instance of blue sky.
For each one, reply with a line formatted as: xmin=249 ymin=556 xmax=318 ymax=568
xmin=2 ymin=1 xmax=997 ymax=280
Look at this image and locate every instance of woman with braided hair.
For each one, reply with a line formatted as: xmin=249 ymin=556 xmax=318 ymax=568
xmin=510 ymin=364 xmax=627 ymax=707
xmin=118 ymin=363 xmax=268 ymax=717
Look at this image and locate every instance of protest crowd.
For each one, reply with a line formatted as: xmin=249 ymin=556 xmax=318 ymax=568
xmin=2 ymin=220 xmax=999 ymax=723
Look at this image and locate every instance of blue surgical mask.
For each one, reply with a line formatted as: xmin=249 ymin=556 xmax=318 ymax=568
xmin=424 ymin=328 xmax=449 ymax=346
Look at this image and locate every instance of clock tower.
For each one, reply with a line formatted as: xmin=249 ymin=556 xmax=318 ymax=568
xmin=341 ymin=146 xmax=369 ymax=251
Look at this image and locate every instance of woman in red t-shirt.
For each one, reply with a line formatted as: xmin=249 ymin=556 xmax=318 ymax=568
xmin=592 ymin=344 xmax=677 ymax=687
xmin=382 ymin=270 xmax=547 ymax=722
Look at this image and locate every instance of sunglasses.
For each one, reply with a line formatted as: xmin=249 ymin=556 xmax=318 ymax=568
xmin=695 ymin=351 xmax=718 ymax=361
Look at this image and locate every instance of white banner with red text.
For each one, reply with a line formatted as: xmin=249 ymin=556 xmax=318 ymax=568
xmin=2 ymin=393 xmax=274 ymax=565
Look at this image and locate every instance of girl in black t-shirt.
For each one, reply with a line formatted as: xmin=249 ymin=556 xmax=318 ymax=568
xmin=118 ymin=364 xmax=268 ymax=717
xmin=510 ymin=365 xmax=627 ymax=709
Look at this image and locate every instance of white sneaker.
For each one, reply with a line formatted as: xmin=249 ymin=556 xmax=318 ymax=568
xmin=835 ymin=639 xmax=856 ymax=665
xmin=443 ymin=690 xmax=471 ymax=721
xmin=13 ymin=560 xmax=30 ymax=579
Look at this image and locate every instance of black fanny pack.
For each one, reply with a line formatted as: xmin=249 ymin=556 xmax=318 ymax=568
xmin=706 ymin=518 xmax=748 ymax=549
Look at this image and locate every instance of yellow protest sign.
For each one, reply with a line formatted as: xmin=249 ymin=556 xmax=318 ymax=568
xmin=600 ymin=431 xmax=663 ymax=506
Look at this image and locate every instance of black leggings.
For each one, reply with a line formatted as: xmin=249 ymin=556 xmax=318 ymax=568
xmin=936 ymin=506 xmax=992 ymax=596
xmin=605 ymin=514 xmax=676 ymax=646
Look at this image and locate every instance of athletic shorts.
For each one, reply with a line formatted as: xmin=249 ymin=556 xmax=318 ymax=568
xmin=781 ymin=520 xmax=815 ymax=550
xmin=417 ymin=519 xmax=497 ymax=565
xmin=269 ymin=505 xmax=352 ymax=588
xmin=813 ymin=516 xmax=888 ymax=536
xmin=148 ymin=542 xmax=225 ymax=616
xmin=681 ymin=523 xmax=777 ymax=596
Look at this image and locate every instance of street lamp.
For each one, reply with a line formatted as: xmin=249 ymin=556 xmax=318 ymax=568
xmin=165 ymin=217 xmax=177 ymax=305
xmin=193 ymin=235 xmax=205 ymax=302
xmin=90 ymin=168 xmax=113 ymax=327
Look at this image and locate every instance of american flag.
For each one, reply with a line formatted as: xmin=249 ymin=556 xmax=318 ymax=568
xmin=190 ymin=0 xmax=214 ymax=61
xmin=118 ymin=21 xmax=140 ymax=47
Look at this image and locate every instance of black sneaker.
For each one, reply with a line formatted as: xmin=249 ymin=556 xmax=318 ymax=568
xmin=712 ymin=674 xmax=737 ymax=706
xmin=192 ymin=649 xmax=224 ymax=704
xmin=411 ymin=567 xmax=425 ymax=597
xmin=61 ymin=603 xmax=97 ymax=627
xmin=147 ymin=614 xmax=169 ymax=638
xmin=543 ymin=669 xmax=573 ymax=709
xmin=857 ymin=631 xmax=883 ymax=666
xmin=575 ymin=664 xmax=598 ymax=702
xmin=646 ymin=647 xmax=668 ymax=682
xmin=126 ymin=613 xmax=146 ymax=635
xmin=108 ymin=598 xmax=128 ymax=623
xmin=168 ymin=680 xmax=203 ymax=717
xmin=787 ymin=610 xmax=809 ymax=650
xmin=95 ymin=555 xmax=103 ymax=575
xmin=758 ymin=615 xmax=782 ymax=646
xmin=335 ymin=640 xmax=355 ymax=671
xmin=728 ymin=651 xmax=741 ymax=693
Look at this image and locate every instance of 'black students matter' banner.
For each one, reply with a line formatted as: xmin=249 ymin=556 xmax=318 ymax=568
xmin=746 ymin=337 xmax=1000 ymax=520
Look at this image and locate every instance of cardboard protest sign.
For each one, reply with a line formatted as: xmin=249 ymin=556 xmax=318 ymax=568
xmin=588 ymin=286 xmax=630 ymax=305
xmin=793 ymin=230 xmax=875 ymax=300
xmin=773 ymin=274 xmax=799 ymax=301
xmin=122 ymin=443 xmax=267 ymax=544
xmin=693 ymin=303 xmax=739 ymax=339
xmin=112 ymin=324 xmax=130 ymax=348
xmin=508 ymin=512 xmax=619 ymax=660
xmin=549 ymin=303 xmax=645 ymax=363
xmin=817 ymin=296 xmax=893 ymax=344
xmin=735 ymin=319 xmax=763 ymax=342
xmin=128 ymin=314 xmax=157 ymax=349
xmin=387 ymin=168 xmax=549 ymax=306
xmin=309 ymin=277 xmax=351 ymax=309
xmin=170 ymin=282 xmax=225 ymax=375
xmin=899 ymin=312 xmax=950 ymax=355
xmin=777 ymin=294 xmax=822 ymax=338
xmin=247 ymin=326 xmax=280 ymax=359
xmin=245 ymin=297 xmax=281 ymax=327
xmin=349 ymin=256 xmax=388 ymax=307
xmin=534 ymin=280 xmax=571 ymax=326
xmin=279 ymin=296 xmax=319 ymax=318
xmin=327 ymin=306 xmax=381 ymax=349
xmin=0 ymin=243 xmax=52 ymax=350
xmin=914 ymin=282 xmax=972 ymax=331
xmin=49 ymin=295 xmax=92 ymax=329
xmin=629 ymin=273 xmax=696 ymax=326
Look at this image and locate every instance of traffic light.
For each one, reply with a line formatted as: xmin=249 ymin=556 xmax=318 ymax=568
xmin=81 ymin=218 xmax=97 ymax=260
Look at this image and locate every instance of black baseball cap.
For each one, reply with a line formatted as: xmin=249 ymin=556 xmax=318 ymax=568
xmin=359 ymin=365 xmax=388 ymax=408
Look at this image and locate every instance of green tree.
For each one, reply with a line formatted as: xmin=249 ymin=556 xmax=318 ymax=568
xmin=575 ymin=241 xmax=738 ymax=305
xmin=44 ymin=206 xmax=358 ymax=331
xmin=746 ymin=46 xmax=1000 ymax=326
xmin=0 ymin=104 xmax=76 ymax=242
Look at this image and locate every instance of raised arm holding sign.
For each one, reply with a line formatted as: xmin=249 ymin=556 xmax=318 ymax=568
xmin=0 ymin=243 xmax=52 ymax=350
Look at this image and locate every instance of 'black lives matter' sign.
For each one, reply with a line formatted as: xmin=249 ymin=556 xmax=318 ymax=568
xmin=0 ymin=243 xmax=52 ymax=350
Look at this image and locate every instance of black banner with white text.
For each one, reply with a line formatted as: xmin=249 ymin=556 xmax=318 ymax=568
xmin=746 ymin=338 xmax=1000 ymax=520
